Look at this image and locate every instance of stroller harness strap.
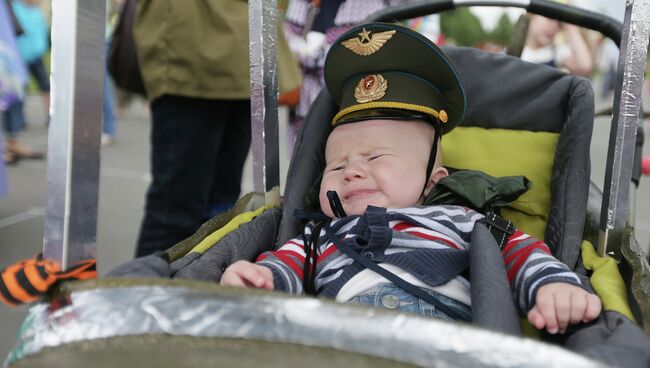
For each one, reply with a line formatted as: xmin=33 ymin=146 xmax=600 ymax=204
xmin=324 ymin=222 xmax=467 ymax=321
xmin=480 ymin=212 xmax=516 ymax=250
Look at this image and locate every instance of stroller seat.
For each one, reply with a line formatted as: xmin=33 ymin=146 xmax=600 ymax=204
xmin=8 ymin=44 xmax=650 ymax=368
xmin=280 ymin=46 xmax=593 ymax=270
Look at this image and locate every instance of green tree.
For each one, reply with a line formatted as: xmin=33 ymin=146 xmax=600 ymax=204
xmin=490 ymin=13 xmax=514 ymax=46
xmin=440 ymin=8 xmax=486 ymax=47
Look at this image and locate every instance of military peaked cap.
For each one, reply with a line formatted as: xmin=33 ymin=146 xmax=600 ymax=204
xmin=324 ymin=22 xmax=466 ymax=133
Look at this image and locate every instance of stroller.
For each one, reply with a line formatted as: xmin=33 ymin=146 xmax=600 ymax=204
xmin=5 ymin=1 xmax=650 ymax=367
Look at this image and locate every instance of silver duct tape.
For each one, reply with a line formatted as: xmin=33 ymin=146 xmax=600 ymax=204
xmin=6 ymin=286 xmax=602 ymax=368
xmin=44 ymin=0 xmax=105 ymax=267
xmin=249 ymin=0 xmax=280 ymax=195
xmin=599 ymin=0 xmax=650 ymax=257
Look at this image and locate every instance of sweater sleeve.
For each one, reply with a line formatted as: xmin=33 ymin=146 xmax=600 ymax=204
xmin=256 ymin=237 xmax=307 ymax=294
xmin=502 ymin=230 xmax=586 ymax=313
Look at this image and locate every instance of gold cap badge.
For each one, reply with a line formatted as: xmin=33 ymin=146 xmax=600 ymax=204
xmin=354 ymin=74 xmax=387 ymax=103
xmin=341 ymin=28 xmax=396 ymax=56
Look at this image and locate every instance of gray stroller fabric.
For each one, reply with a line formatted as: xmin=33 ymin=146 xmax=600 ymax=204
xmin=277 ymin=47 xmax=594 ymax=272
xmin=171 ymin=208 xmax=281 ymax=282
xmin=107 ymin=208 xmax=282 ymax=281
xmin=469 ymin=223 xmax=521 ymax=336
xmin=565 ymin=311 xmax=650 ymax=368
xmin=106 ymin=252 xmax=171 ymax=278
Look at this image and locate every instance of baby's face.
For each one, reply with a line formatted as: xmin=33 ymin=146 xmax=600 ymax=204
xmin=319 ymin=119 xmax=437 ymax=217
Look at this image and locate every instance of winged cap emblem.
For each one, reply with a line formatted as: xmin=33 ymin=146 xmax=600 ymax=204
xmin=342 ymin=28 xmax=396 ymax=56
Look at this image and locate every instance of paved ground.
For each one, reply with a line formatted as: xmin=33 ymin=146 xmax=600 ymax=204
xmin=0 ymin=77 xmax=649 ymax=361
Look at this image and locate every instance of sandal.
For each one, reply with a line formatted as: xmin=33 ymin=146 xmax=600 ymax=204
xmin=3 ymin=151 xmax=20 ymax=165
xmin=14 ymin=151 xmax=45 ymax=160
xmin=6 ymin=139 xmax=45 ymax=160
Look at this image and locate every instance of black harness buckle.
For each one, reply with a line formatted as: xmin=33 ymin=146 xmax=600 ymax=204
xmin=483 ymin=211 xmax=516 ymax=250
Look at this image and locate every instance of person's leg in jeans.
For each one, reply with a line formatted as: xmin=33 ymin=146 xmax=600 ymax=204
xmin=3 ymin=102 xmax=22 ymax=164
xmin=136 ymin=95 xmax=235 ymax=257
xmin=3 ymin=100 xmax=23 ymax=138
xmin=0 ymin=114 xmax=7 ymax=193
xmin=205 ymin=99 xmax=251 ymax=219
xmin=101 ymin=68 xmax=117 ymax=144
xmin=3 ymin=99 xmax=41 ymax=160
xmin=101 ymin=42 xmax=116 ymax=145
xmin=27 ymin=58 xmax=50 ymax=123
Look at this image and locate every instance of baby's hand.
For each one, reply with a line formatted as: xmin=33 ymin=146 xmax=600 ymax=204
xmin=527 ymin=283 xmax=601 ymax=334
xmin=220 ymin=260 xmax=274 ymax=290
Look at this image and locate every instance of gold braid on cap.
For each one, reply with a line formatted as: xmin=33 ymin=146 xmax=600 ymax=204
xmin=332 ymin=101 xmax=448 ymax=126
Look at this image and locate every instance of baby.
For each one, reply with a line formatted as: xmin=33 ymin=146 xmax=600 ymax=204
xmin=222 ymin=22 xmax=601 ymax=334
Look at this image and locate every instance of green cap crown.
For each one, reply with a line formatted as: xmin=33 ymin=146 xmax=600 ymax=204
xmin=324 ymin=22 xmax=466 ymax=133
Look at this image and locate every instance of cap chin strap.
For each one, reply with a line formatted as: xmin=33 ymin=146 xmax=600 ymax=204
xmin=327 ymin=190 xmax=348 ymax=218
xmin=422 ymin=120 xmax=442 ymax=198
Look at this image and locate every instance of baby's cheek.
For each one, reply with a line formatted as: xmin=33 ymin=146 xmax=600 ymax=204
xmin=318 ymin=192 xmax=335 ymax=217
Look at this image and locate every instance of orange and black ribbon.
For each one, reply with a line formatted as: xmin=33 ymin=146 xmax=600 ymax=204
xmin=0 ymin=255 xmax=96 ymax=307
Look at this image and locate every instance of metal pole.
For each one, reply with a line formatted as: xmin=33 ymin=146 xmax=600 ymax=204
xmin=249 ymin=0 xmax=281 ymax=205
xmin=43 ymin=0 xmax=106 ymax=269
xmin=598 ymin=0 xmax=650 ymax=258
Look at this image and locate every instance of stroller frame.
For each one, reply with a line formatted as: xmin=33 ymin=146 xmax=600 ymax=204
xmin=7 ymin=0 xmax=647 ymax=366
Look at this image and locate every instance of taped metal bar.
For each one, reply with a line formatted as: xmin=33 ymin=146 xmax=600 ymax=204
xmin=249 ymin=0 xmax=281 ymax=205
xmin=598 ymin=0 xmax=650 ymax=258
xmin=43 ymin=0 xmax=106 ymax=269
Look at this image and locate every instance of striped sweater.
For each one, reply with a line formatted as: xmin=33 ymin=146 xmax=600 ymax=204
xmin=256 ymin=205 xmax=584 ymax=313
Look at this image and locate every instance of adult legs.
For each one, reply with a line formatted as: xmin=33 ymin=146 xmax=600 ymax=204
xmin=102 ymin=67 xmax=117 ymax=142
xmin=3 ymin=102 xmax=23 ymax=164
xmin=27 ymin=59 xmax=50 ymax=121
xmin=3 ymin=99 xmax=41 ymax=160
xmin=102 ymin=42 xmax=116 ymax=142
xmin=205 ymin=100 xmax=251 ymax=218
xmin=135 ymin=95 xmax=250 ymax=257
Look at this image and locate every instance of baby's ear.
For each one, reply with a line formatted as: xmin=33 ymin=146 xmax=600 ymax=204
xmin=423 ymin=166 xmax=449 ymax=196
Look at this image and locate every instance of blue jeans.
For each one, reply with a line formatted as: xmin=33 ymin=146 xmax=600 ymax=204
xmin=346 ymin=283 xmax=472 ymax=322
xmin=27 ymin=58 xmax=50 ymax=92
xmin=103 ymin=43 xmax=116 ymax=136
xmin=2 ymin=99 xmax=25 ymax=138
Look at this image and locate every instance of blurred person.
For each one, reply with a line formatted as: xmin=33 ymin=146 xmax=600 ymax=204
xmin=283 ymin=0 xmax=414 ymax=150
xmin=12 ymin=0 xmax=50 ymax=122
xmin=101 ymin=0 xmax=120 ymax=147
xmin=596 ymin=37 xmax=618 ymax=99
xmin=407 ymin=14 xmax=444 ymax=45
xmin=2 ymin=0 xmax=41 ymax=164
xmin=521 ymin=13 xmax=592 ymax=77
xmin=106 ymin=0 xmax=147 ymax=120
xmin=133 ymin=0 xmax=251 ymax=257
xmin=1 ymin=0 xmax=26 ymax=169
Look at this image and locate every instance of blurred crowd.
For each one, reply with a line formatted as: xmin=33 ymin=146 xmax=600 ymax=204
xmin=0 ymin=0 xmax=641 ymax=256
xmin=0 ymin=0 xmax=129 ymax=168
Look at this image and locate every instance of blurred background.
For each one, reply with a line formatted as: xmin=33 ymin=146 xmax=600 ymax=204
xmin=0 ymin=0 xmax=648 ymax=361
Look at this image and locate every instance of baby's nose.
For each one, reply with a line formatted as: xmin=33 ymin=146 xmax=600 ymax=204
xmin=343 ymin=161 xmax=366 ymax=180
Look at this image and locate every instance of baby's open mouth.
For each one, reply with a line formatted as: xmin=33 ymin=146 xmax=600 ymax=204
xmin=344 ymin=189 xmax=378 ymax=201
